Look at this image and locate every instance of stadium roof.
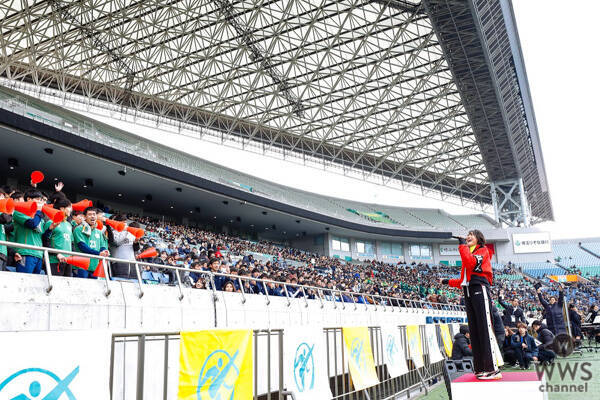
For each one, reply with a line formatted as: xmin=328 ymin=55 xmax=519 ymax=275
xmin=0 ymin=0 xmax=552 ymax=221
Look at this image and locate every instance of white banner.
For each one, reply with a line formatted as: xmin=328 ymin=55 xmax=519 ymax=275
xmin=380 ymin=326 xmax=408 ymax=378
xmin=0 ymin=330 xmax=110 ymax=400
xmin=512 ymin=232 xmax=552 ymax=254
xmin=451 ymin=323 xmax=460 ymax=337
xmin=284 ymin=327 xmax=332 ymax=400
xmin=439 ymin=245 xmax=460 ymax=256
xmin=425 ymin=325 xmax=444 ymax=363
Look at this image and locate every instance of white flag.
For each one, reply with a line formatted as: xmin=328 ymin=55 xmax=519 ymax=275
xmin=380 ymin=326 xmax=408 ymax=378
xmin=284 ymin=327 xmax=332 ymax=400
xmin=425 ymin=324 xmax=444 ymax=363
xmin=0 ymin=330 xmax=111 ymax=400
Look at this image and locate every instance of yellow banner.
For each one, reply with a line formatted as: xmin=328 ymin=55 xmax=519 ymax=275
xmin=439 ymin=324 xmax=453 ymax=357
xmin=342 ymin=327 xmax=379 ymax=390
xmin=177 ymin=330 xmax=253 ymax=400
xmin=405 ymin=325 xmax=424 ymax=368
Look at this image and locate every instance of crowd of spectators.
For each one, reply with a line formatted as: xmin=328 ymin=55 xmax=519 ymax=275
xmin=1 ymin=180 xmax=599 ymax=319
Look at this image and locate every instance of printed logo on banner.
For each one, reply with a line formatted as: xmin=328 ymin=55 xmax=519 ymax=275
xmin=350 ymin=339 xmax=366 ymax=372
xmin=197 ymin=350 xmax=240 ymax=400
xmin=385 ymin=335 xmax=399 ymax=367
xmin=0 ymin=366 xmax=79 ymax=400
xmin=293 ymin=343 xmax=315 ymax=392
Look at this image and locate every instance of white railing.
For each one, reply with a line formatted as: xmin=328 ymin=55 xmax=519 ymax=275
xmin=0 ymin=240 xmax=465 ymax=314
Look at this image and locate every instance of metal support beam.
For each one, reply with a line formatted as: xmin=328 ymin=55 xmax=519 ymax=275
xmin=214 ymin=0 xmax=304 ymax=118
xmin=490 ymin=178 xmax=530 ymax=227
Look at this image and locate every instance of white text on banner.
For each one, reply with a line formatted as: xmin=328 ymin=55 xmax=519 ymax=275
xmin=380 ymin=326 xmax=408 ymax=378
xmin=0 ymin=330 xmax=110 ymax=400
xmin=284 ymin=327 xmax=332 ymax=400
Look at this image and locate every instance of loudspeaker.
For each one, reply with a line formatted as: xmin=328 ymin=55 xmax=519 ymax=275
xmin=443 ymin=358 xmax=473 ymax=400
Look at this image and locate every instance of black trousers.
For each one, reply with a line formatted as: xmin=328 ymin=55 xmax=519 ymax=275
xmin=538 ymin=348 xmax=556 ymax=363
xmin=514 ymin=348 xmax=534 ymax=368
xmin=503 ymin=348 xmax=517 ymax=365
xmin=463 ymin=283 xmax=499 ymax=373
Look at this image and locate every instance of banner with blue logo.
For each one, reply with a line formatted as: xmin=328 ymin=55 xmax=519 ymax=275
xmin=177 ymin=330 xmax=253 ymax=400
xmin=0 ymin=330 xmax=110 ymax=400
xmin=380 ymin=326 xmax=408 ymax=378
xmin=342 ymin=327 xmax=379 ymax=391
xmin=284 ymin=327 xmax=332 ymax=400
xmin=424 ymin=324 xmax=444 ymax=363
xmin=405 ymin=325 xmax=424 ymax=369
xmin=439 ymin=324 xmax=453 ymax=357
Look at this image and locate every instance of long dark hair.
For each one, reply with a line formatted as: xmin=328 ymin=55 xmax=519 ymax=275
xmin=469 ymin=229 xmax=486 ymax=247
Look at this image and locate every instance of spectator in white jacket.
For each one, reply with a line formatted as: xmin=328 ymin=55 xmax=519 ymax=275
xmin=107 ymin=215 xmax=139 ymax=279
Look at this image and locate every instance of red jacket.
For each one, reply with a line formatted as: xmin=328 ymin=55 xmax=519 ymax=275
xmin=448 ymin=244 xmax=493 ymax=287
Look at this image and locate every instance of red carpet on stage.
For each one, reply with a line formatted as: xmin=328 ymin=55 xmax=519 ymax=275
xmin=453 ymin=371 xmax=542 ymax=382
xmin=451 ymin=372 xmax=547 ymax=399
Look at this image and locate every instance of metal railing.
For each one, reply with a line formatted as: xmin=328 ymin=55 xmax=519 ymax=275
xmin=109 ymin=325 xmax=446 ymax=400
xmin=0 ymin=240 xmax=466 ymax=315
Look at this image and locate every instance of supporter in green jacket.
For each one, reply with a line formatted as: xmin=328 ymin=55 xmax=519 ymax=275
xmin=72 ymin=207 xmax=109 ymax=279
xmin=42 ymin=198 xmax=73 ymax=277
xmin=11 ymin=189 xmax=45 ymax=274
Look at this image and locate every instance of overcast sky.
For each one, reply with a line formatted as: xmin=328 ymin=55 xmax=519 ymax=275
xmin=83 ymin=1 xmax=599 ymax=240
xmin=512 ymin=0 xmax=600 ymax=238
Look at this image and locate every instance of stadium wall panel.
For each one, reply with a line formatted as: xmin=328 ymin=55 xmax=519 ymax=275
xmin=0 ymin=271 xmax=463 ymax=333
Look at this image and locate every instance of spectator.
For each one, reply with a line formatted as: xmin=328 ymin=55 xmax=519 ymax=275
xmin=223 ymin=280 xmax=236 ymax=292
xmin=498 ymin=290 xmax=526 ymax=328
xmin=11 ymin=189 xmax=45 ymax=274
xmin=72 ymin=207 xmax=109 ymax=278
xmin=537 ymin=285 xmax=566 ymax=334
xmin=451 ymin=325 xmax=473 ymax=360
xmin=568 ymin=304 xmax=582 ymax=342
xmin=208 ymin=257 xmax=225 ymax=291
xmin=491 ymin=305 xmax=505 ymax=351
xmin=531 ymin=320 xmax=556 ymax=365
xmin=511 ymin=322 xmax=538 ymax=369
xmin=42 ymin=198 xmax=73 ymax=277
xmin=71 ymin=210 xmax=84 ymax=228
xmin=107 ymin=215 xmax=137 ymax=279
xmin=502 ymin=326 xmax=517 ymax=366
xmin=0 ymin=186 xmax=13 ymax=271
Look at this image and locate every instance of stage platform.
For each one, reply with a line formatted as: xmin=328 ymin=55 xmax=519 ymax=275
xmin=450 ymin=372 xmax=547 ymax=399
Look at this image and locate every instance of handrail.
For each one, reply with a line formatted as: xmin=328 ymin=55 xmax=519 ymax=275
xmin=0 ymin=240 xmax=466 ymax=312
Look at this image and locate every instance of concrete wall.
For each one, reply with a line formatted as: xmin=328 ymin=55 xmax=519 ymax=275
xmin=0 ymin=271 xmax=465 ymax=333
xmin=0 ymin=272 xmax=464 ymax=400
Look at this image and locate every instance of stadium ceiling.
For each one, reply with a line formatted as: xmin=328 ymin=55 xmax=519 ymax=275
xmin=0 ymin=0 xmax=552 ymax=222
